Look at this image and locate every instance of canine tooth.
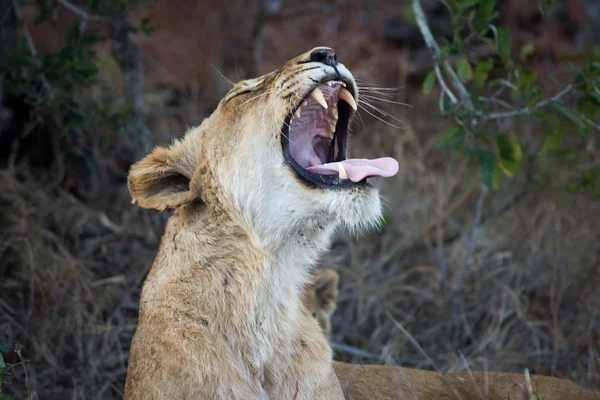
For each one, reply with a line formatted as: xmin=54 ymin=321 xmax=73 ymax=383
xmin=339 ymin=88 xmax=357 ymax=111
xmin=338 ymin=163 xmax=348 ymax=179
xmin=326 ymin=81 xmax=333 ymax=86
xmin=303 ymin=101 xmax=307 ymax=107
xmin=309 ymin=87 xmax=328 ymax=109
xmin=341 ymin=82 xmax=346 ymax=87
xmin=294 ymin=109 xmax=301 ymax=118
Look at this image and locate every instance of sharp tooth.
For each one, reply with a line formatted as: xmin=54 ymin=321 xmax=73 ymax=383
xmin=326 ymin=81 xmax=333 ymax=86
xmin=328 ymin=120 xmax=336 ymax=138
xmin=338 ymin=163 xmax=348 ymax=180
xmin=341 ymin=82 xmax=346 ymax=87
xmin=294 ymin=109 xmax=301 ymax=118
xmin=309 ymin=87 xmax=328 ymax=109
xmin=339 ymin=88 xmax=357 ymax=111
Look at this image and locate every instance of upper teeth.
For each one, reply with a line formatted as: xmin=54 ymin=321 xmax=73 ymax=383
xmin=306 ymin=84 xmax=357 ymax=111
xmin=309 ymin=87 xmax=328 ymax=109
xmin=339 ymin=88 xmax=357 ymax=111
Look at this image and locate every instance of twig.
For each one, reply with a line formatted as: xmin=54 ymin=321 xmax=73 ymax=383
xmin=10 ymin=0 xmax=55 ymax=99
xmin=435 ymin=64 xmax=457 ymax=104
xmin=329 ymin=341 xmax=385 ymax=362
xmin=456 ymin=185 xmax=488 ymax=294
xmin=481 ymin=84 xmax=574 ymax=120
xmin=386 ymin=311 xmax=465 ymax=400
xmin=112 ymin=13 xmax=153 ymax=162
xmin=55 ymin=0 xmax=109 ymax=22
xmin=270 ymin=0 xmax=362 ymax=19
xmin=13 ymin=342 xmax=33 ymax=400
xmin=450 ymin=185 xmax=488 ymax=349
xmin=411 ymin=0 xmax=473 ymax=110
xmin=10 ymin=0 xmax=38 ymax=63
xmin=478 ymin=96 xmax=514 ymax=110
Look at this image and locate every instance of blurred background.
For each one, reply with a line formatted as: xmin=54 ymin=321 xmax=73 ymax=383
xmin=0 ymin=0 xmax=599 ymax=398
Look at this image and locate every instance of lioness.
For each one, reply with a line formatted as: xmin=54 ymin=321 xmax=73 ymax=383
xmin=303 ymin=271 xmax=599 ymax=399
xmin=302 ymin=268 xmax=340 ymax=339
xmin=124 ymin=47 xmax=399 ymax=399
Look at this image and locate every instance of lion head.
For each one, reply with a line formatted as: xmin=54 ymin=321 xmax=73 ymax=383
xmin=128 ymin=46 xmax=398 ymax=251
xmin=303 ymin=268 xmax=340 ymax=338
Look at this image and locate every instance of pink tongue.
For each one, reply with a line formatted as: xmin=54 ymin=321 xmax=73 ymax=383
xmin=306 ymin=158 xmax=399 ymax=182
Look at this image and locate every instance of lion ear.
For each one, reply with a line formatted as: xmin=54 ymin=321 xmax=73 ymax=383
xmin=312 ymin=269 xmax=340 ymax=314
xmin=128 ymin=140 xmax=198 ymax=211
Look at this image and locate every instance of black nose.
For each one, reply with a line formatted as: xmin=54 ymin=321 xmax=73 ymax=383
xmin=310 ymin=48 xmax=337 ymax=67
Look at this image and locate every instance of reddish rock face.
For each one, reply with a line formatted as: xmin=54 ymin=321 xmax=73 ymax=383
xmin=23 ymin=1 xmax=598 ymax=104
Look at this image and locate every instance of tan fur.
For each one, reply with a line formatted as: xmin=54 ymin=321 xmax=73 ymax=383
xmin=302 ymin=268 xmax=340 ymax=339
xmin=123 ymin=48 xmax=382 ymax=399
xmin=334 ymin=362 xmax=598 ymax=400
xmin=303 ymin=271 xmax=599 ymax=399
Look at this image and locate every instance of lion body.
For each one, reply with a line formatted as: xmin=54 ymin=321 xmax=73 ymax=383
xmin=123 ymin=47 xmax=374 ymax=399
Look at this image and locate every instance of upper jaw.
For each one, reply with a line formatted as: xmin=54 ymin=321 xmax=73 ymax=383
xmin=281 ymin=74 xmax=360 ymax=190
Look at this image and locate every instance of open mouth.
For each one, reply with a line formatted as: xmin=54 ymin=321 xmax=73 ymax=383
xmin=281 ymin=79 xmax=399 ymax=188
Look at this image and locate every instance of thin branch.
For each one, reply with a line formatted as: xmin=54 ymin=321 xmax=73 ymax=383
xmin=329 ymin=342 xmax=385 ymax=362
xmin=481 ymin=84 xmax=574 ymax=120
xmin=55 ymin=0 xmax=109 ymax=22
xmin=478 ymin=96 xmax=514 ymax=110
xmin=411 ymin=0 xmax=473 ymax=110
xmin=10 ymin=0 xmax=54 ymax=98
xmin=456 ymin=185 xmax=488 ymax=294
xmin=10 ymin=0 xmax=39 ymax=64
xmin=269 ymin=0 xmax=361 ymax=19
xmin=112 ymin=13 xmax=153 ymax=162
xmin=435 ymin=63 xmax=457 ymax=104
xmin=450 ymin=185 xmax=488 ymax=349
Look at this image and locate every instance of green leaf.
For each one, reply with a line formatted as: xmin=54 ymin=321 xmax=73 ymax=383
xmin=555 ymin=149 xmax=576 ymax=161
xmin=437 ymin=125 xmax=462 ymax=149
xmin=422 ymin=70 xmax=436 ymax=96
xmin=519 ymin=43 xmax=535 ymax=61
xmin=496 ymin=27 xmax=512 ymax=66
xmin=496 ymin=132 xmax=522 ymax=176
xmin=539 ymin=125 xmax=565 ymax=163
xmin=469 ymin=147 xmax=498 ymax=189
xmin=0 ymin=341 xmax=7 ymax=353
xmin=456 ymin=58 xmax=474 ymax=83
xmin=475 ymin=59 xmax=494 ymax=87
xmin=0 ymin=393 xmax=10 ymax=400
xmin=492 ymin=159 xmax=504 ymax=189
xmin=477 ymin=0 xmax=497 ymax=28
xmin=552 ymin=103 xmax=586 ymax=129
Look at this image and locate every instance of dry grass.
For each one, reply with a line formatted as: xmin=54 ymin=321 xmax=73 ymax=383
xmin=0 ymin=169 xmax=162 ymax=399
xmin=324 ymin=113 xmax=600 ymax=392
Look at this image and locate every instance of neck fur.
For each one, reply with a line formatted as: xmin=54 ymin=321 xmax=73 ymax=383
xmin=141 ymin=201 xmax=336 ymax=356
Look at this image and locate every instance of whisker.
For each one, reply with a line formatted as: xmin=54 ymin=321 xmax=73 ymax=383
xmin=357 ymin=102 xmax=404 ymax=129
xmin=211 ymin=64 xmax=234 ymax=86
xmin=358 ymin=99 xmax=406 ymax=127
xmin=361 ymin=94 xmax=413 ymax=107
xmin=356 ymin=83 xmax=404 ymax=91
xmin=274 ymin=97 xmax=295 ymax=145
xmin=239 ymin=89 xmax=274 ymax=108
xmin=358 ymin=88 xmax=401 ymax=98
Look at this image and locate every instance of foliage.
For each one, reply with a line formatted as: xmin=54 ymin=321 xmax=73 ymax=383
xmin=0 ymin=0 xmax=150 ymax=176
xmin=418 ymin=0 xmax=600 ymax=196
